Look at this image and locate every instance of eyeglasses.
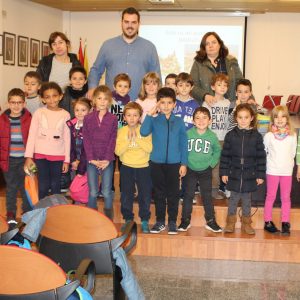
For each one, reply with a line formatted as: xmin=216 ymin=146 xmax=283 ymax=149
xmin=9 ymin=101 xmax=24 ymax=105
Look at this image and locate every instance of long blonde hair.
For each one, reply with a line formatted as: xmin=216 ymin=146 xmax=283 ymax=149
xmin=138 ymin=72 xmax=161 ymax=100
xmin=268 ymin=105 xmax=294 ymax=135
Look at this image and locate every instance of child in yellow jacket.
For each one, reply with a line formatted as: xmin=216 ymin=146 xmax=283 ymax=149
xmin=115 ymin=102 xmax=152 ymax=233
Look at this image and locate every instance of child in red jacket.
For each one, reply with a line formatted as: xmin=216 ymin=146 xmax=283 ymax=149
xmin=0 ymin=88 xmax=32 ymax=223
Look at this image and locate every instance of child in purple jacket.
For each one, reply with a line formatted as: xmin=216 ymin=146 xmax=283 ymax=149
xmin=83 ymin=86 xmax=118 ymax=219
xmin=66 ymin=97 xmax=91 ymax=176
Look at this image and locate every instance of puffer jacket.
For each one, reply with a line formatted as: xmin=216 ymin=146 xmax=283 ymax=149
xmin=190 ymin=55 xmax=243 ymax=106
xmin=36 ymin=53 xmax=81 ymax=83
xmin=220 ymin=126 xmax=266 ymax=193
xmin=0 ymin=109 xmax=31 ymax=171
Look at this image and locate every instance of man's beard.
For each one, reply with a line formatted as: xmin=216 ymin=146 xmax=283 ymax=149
xmin=122 ymin=28 xmax=138 ymax=39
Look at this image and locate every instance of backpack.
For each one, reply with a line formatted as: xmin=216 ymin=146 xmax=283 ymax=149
xmin=69 ymin=173 xmax=89 ymax=203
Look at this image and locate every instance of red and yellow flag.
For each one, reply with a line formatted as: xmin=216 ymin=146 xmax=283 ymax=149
xmin=83 ymin=39 xmax=89 ymax=76
xmin=77 ymin=38 xmax=84 ymax=65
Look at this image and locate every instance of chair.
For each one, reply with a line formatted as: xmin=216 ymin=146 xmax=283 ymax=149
xmin=37 ymin=205 xmax=137 ymax=300
xmin=0 ymin=246 xmax=79 ymax=299
xmin=286 ymin=95 xmax=300 ymax=114
xmin=262 ymin=95 xmax=283 ymax=109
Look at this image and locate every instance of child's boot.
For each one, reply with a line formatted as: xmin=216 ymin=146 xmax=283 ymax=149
xmin=281 ymin=222 xmax=290 ymax=236
xmin=241 ymin=216 xmax=255 ymax=235
xmin=104 ymin=208 xmax=114 ymax=221
xmin=224 ymin=215 xmax=237 ymax=233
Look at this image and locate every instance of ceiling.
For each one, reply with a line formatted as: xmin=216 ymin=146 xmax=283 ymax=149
xmin=28 ymin=0 xmax=300 ymax=14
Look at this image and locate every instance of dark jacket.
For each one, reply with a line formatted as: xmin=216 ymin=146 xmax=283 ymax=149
xmin=60 ymin=83 xmax=88 ymax=119
xmin=220 ymin=127 xmax=266 ymax=193
xmin=83 ymin=110 xmax=118 ymax=162
xmin=0 ymin=109 xmax=31 ymax=172
xmin=66 ymin=118 xmax=87 ymax=175
xmin=36 ymin=53 xmax=81 ymax=82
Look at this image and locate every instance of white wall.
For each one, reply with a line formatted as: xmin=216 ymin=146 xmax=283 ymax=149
xmin=64 ymin=11 xmax=300 ymax=105
xmin=1 ymin=0 xmax=63 ymax=105
xmin=246 ymin=13 xmax=300 ymax=104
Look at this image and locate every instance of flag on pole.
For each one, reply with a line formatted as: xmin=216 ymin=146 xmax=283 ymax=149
xmin=77 ymin=38 xmax=84 ymax=65
xmin=83 ymin=39 xmax=89 ymax=76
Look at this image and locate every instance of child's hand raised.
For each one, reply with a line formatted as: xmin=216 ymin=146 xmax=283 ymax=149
xmin=128 ymin=127 xmax=137 ymax=141
xmin=148 ymin=102 xmax=160 ymax=117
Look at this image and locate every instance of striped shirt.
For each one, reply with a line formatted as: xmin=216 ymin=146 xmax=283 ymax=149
xmin=9 ymin=116 xmax=25 ymax=157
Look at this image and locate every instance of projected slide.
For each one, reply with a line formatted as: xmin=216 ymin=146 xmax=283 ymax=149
xmin=140 ymin=25 xmax=244 ymax=80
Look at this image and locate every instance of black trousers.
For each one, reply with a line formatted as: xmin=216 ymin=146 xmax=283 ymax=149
xmin=182 ymin=166 xmax=215 ymax=222
xmin=120 ymin=164 xmax=151 ymax=221
xmin=150 ymin=162 xmax=180 ymax=223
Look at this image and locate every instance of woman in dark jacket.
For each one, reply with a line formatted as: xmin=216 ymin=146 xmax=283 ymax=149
xmin=220 ymin=104 xmax=266 ymax=235
xmin=37 ymin=32 xmax=81 ymax=91
xmin=190 ymin=32 xmax=243 ymax=107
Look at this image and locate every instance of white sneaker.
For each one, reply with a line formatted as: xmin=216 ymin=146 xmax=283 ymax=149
xmin=225 ymin=189 xmax=231 ymax=198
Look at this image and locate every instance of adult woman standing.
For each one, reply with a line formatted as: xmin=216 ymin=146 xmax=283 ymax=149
xmin=37 ymin=32 xmax=81 ymax=91
xmin=190 ymin=32 xmax=243 ymax=107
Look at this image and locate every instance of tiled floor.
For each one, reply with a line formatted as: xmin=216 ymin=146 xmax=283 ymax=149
xmin=93 ymin=256 xmax=300 ymax=300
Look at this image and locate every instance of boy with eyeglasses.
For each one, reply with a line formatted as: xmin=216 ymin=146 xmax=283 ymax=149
xmin=0 ymin=88 xmax=32 ymax=223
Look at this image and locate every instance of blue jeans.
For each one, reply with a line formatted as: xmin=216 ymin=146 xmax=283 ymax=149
xmin=3 ymin=157 xmax=31 ymax=216
xmin=87 ymin=162 xmax=113 ymax=210
xmin=35 ymin=159 xmax=63 ymax=200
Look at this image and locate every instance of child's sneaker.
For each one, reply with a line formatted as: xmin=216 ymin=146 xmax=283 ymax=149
xmin=224 ymin=189 xmax=231 ymax=198
xmin=178 ymin=219 xmax=191 ymax=232
xmin=205 ymin=219 xmax=222 ymax=233
xmin=281 ymin=222 xmax=290 ymax=236
xmin=264 ymin=221 xmax=279 ymax=233
xmin=141 ymin=221 xmax=150 ymax=233
xmin=150 ymin=222 xmax=166 ymax=234
xmin=168 ymin=222 xmax=178 ymax=235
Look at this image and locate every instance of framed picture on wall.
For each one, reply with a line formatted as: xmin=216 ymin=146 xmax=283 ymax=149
xmin=18 ymin=35 xmax=29 ymax=67
xmin=0 ymin=35 xmax=3 ymax=56
xmin=3 ymin=32 xmax=16 ymax=65
xmin=30 ymin=38 xmax=40 ymax=67
xmin=41 ymin=41 xmax=50 ymax=57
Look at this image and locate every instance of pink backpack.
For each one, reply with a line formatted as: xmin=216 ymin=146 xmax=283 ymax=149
xmin=69 ymin=174 xmax=89 ymax=204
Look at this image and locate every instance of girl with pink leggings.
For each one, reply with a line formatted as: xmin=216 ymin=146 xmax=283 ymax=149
xmin=263 ymin=106 xmax=297 ymax=235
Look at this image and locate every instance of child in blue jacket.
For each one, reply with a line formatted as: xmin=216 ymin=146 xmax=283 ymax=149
xmin=141 ymin=87 xmax=188 ymax=235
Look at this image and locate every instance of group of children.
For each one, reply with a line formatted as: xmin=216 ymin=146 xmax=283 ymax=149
xmin=0 ymin=66 xmax=300 ymax=236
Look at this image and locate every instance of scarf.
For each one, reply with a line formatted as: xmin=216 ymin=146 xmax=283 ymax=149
xmin=271 ymin=125 xmax=289 ymax=140
xmin=67 ymin=83 xmax=88 ymax=99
